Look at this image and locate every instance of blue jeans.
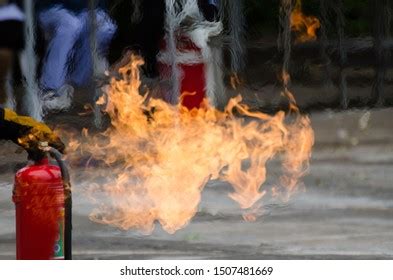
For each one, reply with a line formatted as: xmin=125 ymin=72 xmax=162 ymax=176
xmin=39 ymin=7 xmax=116 ymax=91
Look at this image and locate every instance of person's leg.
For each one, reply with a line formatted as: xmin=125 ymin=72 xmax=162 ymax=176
xmin=39 ymin=7 xmax=82 ymax=92
xmin=70 ymin=10 xmax=117 ymax=87
xmin=95 ymin=10 xmax=118 ymax=55
xmin=0 ymin=49 xmax=14 ymax=105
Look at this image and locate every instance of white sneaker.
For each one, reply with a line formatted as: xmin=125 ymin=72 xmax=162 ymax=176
xmin=42 ymin=85 xmax=74 ymax=113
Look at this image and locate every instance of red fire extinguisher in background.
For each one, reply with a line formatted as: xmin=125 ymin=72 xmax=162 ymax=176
xmin=13 ymin=142 xmax=72 ymax=260
xmin=158 ymin=36 xmax=207 ymax=110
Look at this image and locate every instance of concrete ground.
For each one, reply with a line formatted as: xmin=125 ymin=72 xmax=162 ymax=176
xmin=1 ymin=107 xmax=392 ymax=259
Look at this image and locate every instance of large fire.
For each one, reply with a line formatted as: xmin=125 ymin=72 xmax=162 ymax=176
xmin=63 ymin=55 xmax=314 ymax=234
xmin=290 ymin=0 xmax=321 ymax=43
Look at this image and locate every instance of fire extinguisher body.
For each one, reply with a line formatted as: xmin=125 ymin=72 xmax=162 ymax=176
xmin=158 ymin=37 xmax=207 ymax=110
xmin=13 ymin=158 xmax=65 ymax=260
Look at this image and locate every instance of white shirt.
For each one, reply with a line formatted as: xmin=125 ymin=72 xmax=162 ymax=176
xmin=0 ymin=4 xmax=25 ymax=22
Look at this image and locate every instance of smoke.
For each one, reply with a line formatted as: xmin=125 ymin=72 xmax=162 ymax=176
xmin=21 ymin=0 xmax=43 ymax=120
xmin=219 ymin=0 xmax=246 ymax=75
xmin=279 ymin=0 xmax=292 ymax=88
xmin=5 ymin=71 xmax=16 ymax=110
xmin=163 ymin=0 xmax=185 ymax=104
xmin=88 ymin=0 xmax=104 ymax=128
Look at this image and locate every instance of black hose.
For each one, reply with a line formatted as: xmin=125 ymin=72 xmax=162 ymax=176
xmin=48 ymin=148 xmax=72 ymax=260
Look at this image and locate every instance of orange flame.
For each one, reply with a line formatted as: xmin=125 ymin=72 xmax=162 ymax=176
xmin=64 ymin=55 xmax=314 ymax=234
xmin=290 ymin=0 xmax=321 ymax=43
xmin=230 ymin=73 xmax=242 ymax=90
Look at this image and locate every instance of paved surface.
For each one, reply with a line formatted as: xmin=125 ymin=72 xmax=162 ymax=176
xmin=1 ymin=108 xmax=393 ymax=259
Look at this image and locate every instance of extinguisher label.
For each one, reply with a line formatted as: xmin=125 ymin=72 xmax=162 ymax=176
xmin=53 ymin=208 xmax=65 ymax=260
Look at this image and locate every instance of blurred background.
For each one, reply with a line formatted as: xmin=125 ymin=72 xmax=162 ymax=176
xmin=1 ymin=0 xmax=392 ymax=113
xmin=1 ymin=0 xmax=393 ymax=259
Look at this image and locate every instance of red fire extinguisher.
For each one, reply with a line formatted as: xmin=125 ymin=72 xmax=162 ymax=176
xmin=13 ymin=143 xmax=72 ymax=260
xmin=158 ymin=36 xmax=207 ymax=110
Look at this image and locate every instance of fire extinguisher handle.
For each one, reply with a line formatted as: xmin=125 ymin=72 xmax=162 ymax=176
xmin=38 ymin=143 xmax=70 ymax=190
